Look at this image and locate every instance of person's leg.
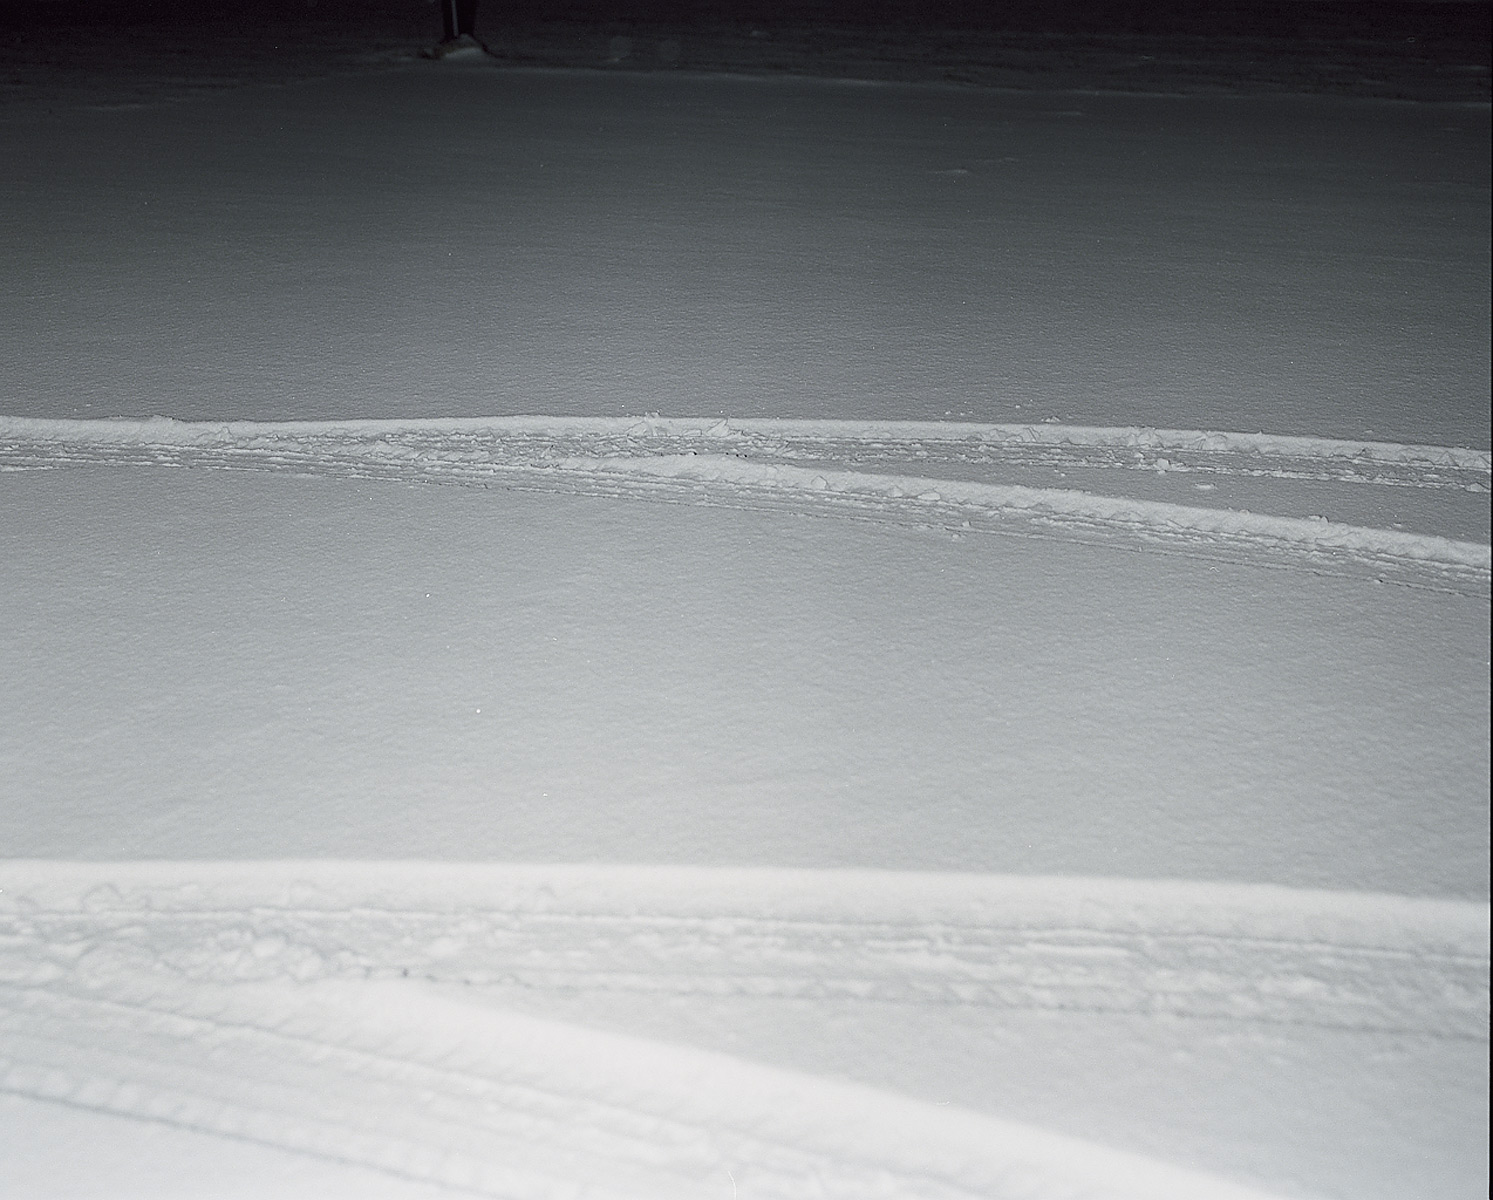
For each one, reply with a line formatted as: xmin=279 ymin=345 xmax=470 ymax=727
xmin=456 ymin=0 xmax=478 ymax=37
xmin=441 ymin=0 xmax=458 ymax=41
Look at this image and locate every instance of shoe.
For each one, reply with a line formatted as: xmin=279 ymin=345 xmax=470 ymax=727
xmin=420 ymin=34 xmax=492 ymax=61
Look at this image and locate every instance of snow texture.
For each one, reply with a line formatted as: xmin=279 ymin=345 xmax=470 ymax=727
xmin=1 ymin=863 xmax=1486 ymax=1199
xmin=2 ymin=415 xmax=1488 ymax=584
xmin=0 ymin=38 xmax=1488 ymax=1200
xmin=3 ymin=69 xmax=1489 ymax=448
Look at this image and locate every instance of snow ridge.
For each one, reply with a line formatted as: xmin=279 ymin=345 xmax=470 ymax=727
xmin=3 ymin=414 xmax=1488 ymax=473
xmin=6 ymin=862 xmax=1483 ymax=1200
xmin=1 ymin=978 xmax=1283 ymax=1200
xmin=3 ymin=415 xmax=1488 ymax=589
xmin=570 ymin=452 xmax=1491 ymax=571
xmin=3 ymin=863 xmax=1485 ymax=1039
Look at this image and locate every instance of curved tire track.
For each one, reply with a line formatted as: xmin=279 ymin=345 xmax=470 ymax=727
xmin=1 ymin=865 xmax=1482 ymax=1198
xmin=0 ymin=974 xmax=1289 ymax=1200
xmin=2 ymin=416 xmax=1488 ymax=591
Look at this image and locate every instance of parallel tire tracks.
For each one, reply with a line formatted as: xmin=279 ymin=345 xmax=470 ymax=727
xmin=1 ymin=865 xmax=1483 ymax=1198
xmin=3 ymin=416 xmax=1489 ymax=591
xmin=5 ymin=906 xmax=1486 ymax=1040
xmin=1 ymin=975 xmax=1288 ymax=1200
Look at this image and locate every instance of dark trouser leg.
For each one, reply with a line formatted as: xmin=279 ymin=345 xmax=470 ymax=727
xmin=441 ymin=0 xmax=458 ymax=40
xmin=456 ymin=0 xmax=478 ymax=37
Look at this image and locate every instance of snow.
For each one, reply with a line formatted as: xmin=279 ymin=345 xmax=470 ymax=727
xmin=2 ymin=67 xmax=1488 ymax=446
xmin=1 ymin=35 xmax=1488 ymax=1200
xmin=2 ymin=863 xmax=1486 ymax=1197
xmin=4 ymin=465 xmax=1486 ymax=900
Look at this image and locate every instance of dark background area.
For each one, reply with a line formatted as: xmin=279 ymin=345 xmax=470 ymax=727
xmin=1 ymin=0 xmax=1488 ymax=101
xmin=2 ymin=0 xmax=1488 ymax=40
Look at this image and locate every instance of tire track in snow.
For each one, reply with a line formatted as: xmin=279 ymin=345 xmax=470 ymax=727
xmin=3 ymin=864 xmax=1485 ymax=1040
xmin=1 ymin=865 xmax=1480 ymax=1197
xmin=2 ymin=415 xmax=1487 ymax=591
xmin=4 ymin=415 xmax=1488 ymax=477
xmin=0 ymin=976 xmax=1285 ymax=1200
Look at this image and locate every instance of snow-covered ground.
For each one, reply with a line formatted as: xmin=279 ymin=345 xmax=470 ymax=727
xmin=4 ymin=65 xmax=1489 ymax=444
xmin=1 ymin=34 xmax=1488 ymax=1200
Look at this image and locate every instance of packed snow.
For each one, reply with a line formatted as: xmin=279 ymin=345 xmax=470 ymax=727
xmin=0 ymin=26 xmax=1488 ymax=1200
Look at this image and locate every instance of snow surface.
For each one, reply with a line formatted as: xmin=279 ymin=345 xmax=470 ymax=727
xmin=1 ymin=44 xmax=1489 ymax=1200
xmin=2 ymin=463 xmax=1488 ymax=897
xmin=2 ymin=65 xmax=1488 ymax=445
